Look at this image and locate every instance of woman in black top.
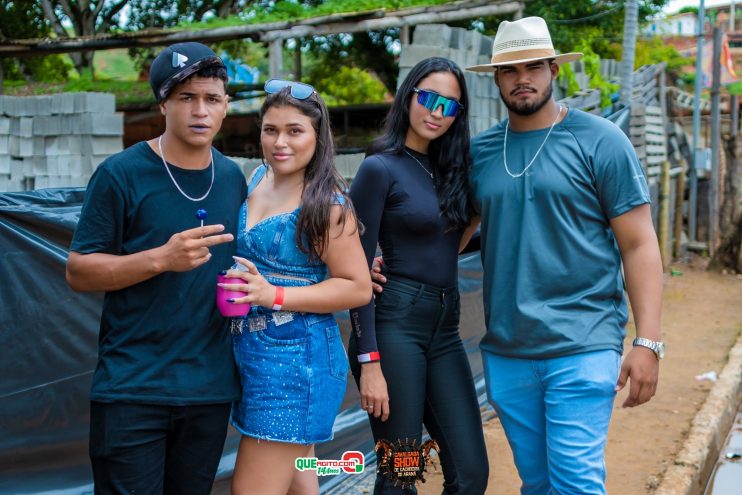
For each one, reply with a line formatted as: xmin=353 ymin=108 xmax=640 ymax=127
xmin=348 ymin=57 xmax=487 ymax=494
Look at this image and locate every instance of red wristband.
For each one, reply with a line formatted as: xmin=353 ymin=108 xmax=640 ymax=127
xmin=357 ymin=352 xmax=381 ymax=363
xmin=272 ymin=286 xmax=284 ymax=311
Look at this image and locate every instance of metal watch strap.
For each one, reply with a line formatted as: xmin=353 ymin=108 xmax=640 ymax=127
xmin=632 ymin=337 xmax=664 ymax=359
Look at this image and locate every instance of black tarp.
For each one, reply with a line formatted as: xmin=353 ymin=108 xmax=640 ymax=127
xmin=0 ymin=188 xmax=488 ymax=493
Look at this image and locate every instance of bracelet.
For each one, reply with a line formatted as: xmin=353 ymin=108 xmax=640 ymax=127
xmin=357 ymin=352 xmax=381 ymax=364
xmin=272 ymin=286 xmax=285 ymax=311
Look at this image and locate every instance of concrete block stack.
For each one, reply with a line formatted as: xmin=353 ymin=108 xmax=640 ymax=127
xmin=0 ymin=93 xmax=123 ymax=192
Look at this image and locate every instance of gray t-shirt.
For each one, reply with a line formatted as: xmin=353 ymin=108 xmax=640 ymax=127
xmin=470 ymin=108 xmax=650 ymax=359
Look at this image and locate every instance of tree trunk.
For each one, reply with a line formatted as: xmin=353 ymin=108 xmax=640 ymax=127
xmin=709 ymin=135 xmax=742 ymax=272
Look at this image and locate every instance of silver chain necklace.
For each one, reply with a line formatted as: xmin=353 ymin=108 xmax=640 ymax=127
xmin=404 ymin=149 xmax=434 ymax=179
xmin=158 ymin=135 xmax=214 ymax=202
xmin=503 ymin=106 xmax=564 ymax=178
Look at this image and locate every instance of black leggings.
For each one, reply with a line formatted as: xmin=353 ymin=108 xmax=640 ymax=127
xmin=349 ymin=276 xmax=488 ymax=495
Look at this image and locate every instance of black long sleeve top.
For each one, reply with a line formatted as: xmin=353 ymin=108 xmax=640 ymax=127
xmin=348 ymin=148 xmax=464 ymax=357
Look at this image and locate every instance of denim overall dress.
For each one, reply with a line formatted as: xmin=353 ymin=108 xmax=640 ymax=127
xmin=230 ymin=165 xmax=349 ymax=444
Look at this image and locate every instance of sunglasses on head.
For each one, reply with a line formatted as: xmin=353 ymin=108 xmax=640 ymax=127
xmin=412 ymin=88 xmax=463 ymax=117
xmin=264 ymin=79 xmax=316 ymax=99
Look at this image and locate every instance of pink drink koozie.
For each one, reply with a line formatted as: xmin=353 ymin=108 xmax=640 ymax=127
xmin=216 ymin=274 xmax=250 ymax=317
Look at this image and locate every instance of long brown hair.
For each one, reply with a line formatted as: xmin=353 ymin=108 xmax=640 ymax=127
xmin=368 ymin=57 xmax=475 ymax=229
xmin=259 ymin=88 xmax=359 ymax=261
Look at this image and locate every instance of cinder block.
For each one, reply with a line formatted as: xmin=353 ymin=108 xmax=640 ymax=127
xmin=77 ymin=113 xmax=124 ymax=136
xmin=68 ymin=175 xmax=88 ymax=187
xmin=14 ymin=97 xmax=35 ymax=117
xmin=397 ymin=68 xmax=411 ymax=90
xmin=0 ymin=96 xmax=18 ymax=117
xmin=33 ymin=116 xmax=63 ymax=136
xmin=56 ymin=155 xmax=70 ymax=175
xmin=34 ymin=176 xmax=49 ymax=189
xmin=69 ymin=156 xmax=84 ymax=176
xmin=85 ymin=154 xmax=109 ymax=172
xmin=476 ymin=54 xmax=491 ymax=66
xmin=47 ymin=175 xmax=64 ymax=188
xmin=81 ymin=136 xmax=123 ymax=155
xmin=51 ymin=94 xmax=75 ymax=115
xmin=45 ymin=136 xmax=66 ymax=155
xmin=22 ymin=117 xmax=34 ymax=137
xmin=0 ymin=136 xmax=9 ymax=154
xmin=464 ymin=29 xmax=484 ymax=53
xmin=46 ymin=156 xmax=58 ymax=175
xmin=448 ymin=50 xmax=466 ymax=70
xmin=74 ymin=93 xmax=116 ymax=114
xmin=70 ymin=113 xmax=124 ymax=136
xmin=34 ymin=96 xmax=53 ymax=116
xmin=463 ymin=46 xmax=480 ymax=68
xmin=0 ymin=155 xmax=9 ymax=174
xmin=32 ymin=137 xmax=45 ymax=155
xmin=413 ymin=24 xmax=452 ymax=48
xmin=22 ymin=158 xmax=34 ymax=177
xmin=10 ymin=158 xmax=24 ymax=180
xmin=480 ymin=36 xmax=493 ymax=57
xmin=399 ymin=45 xmax=448 ymax=68
xmin=449 ymin=27 xmax=467 ymax=49
xmin=9 ymin=136 xmax=33 ymax=157
xmin=0 ymin=117 xmax=10 ymax=134
xmin=32 ymin=156 xmax=48 ymax=175
xmin=0 ymin=177 xmax=24 ymax=192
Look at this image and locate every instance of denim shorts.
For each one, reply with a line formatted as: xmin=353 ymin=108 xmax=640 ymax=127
xmin=230 ymin=307 xmax=348 ymax=444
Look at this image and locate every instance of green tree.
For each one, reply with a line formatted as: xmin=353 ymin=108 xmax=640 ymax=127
xmin=519 ymin=1 xmax=668 ymax=58
xmin=303 ymin=30 xmax=400 ymax=93
xmin=0 ymin=0 xmax=70 ymax=84
xmin=313 ymin=65 xmax=388 ymax=105
xmin=40 ymin=0 xmax=129 ymax=76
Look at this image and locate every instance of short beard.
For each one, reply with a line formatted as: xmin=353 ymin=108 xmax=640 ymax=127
xmin=500 ymin=83 xmax=553 ymax=116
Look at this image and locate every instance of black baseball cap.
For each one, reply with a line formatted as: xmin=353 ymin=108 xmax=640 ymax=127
xmin=150 ymin=42 xmax=226 ymax=102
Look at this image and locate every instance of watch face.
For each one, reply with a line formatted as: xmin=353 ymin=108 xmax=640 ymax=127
xmin=657 ymin=342 xmax=665 ymax=359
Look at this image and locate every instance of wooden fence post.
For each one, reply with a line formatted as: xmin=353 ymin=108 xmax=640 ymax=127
xmin=659 ymin=159 xmax=672 ymax=270
xmin=673 ymin=161 xmax=687 ymax=258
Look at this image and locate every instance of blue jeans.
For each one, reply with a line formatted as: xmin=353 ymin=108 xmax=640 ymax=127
xmin=482 ymin=350 xmax=621 ymax=495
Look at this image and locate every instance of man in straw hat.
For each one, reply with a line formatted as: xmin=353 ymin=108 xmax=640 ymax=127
xmin=466 ymin=16 xmax=664 ymax=494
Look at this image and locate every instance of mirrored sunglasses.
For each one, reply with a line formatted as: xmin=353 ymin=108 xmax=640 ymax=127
xmin=264 ymin=79 xmax=316 ymax=99
xmin=412 ymin=88 xmax=463 ymax=117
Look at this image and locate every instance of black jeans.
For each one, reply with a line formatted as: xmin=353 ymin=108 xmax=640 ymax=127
xmin=89 ymin=401 xmax=231 ymax=495
xmin=349 ymin=276 xmax=489 ymax=495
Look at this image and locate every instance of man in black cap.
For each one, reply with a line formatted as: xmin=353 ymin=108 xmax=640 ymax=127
xmin=66 ymin=42 xmax=246 ymax=494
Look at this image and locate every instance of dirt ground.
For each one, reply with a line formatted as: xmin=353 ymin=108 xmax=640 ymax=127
xmin=418 ymin=261 xmax=742 ymax=495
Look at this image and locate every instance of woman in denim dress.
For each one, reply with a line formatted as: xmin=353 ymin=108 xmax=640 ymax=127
xmin=220 ymin=80 xmax=371 ymax=495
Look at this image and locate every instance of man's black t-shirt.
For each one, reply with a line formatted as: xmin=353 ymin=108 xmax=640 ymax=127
xmin=70 ymin=141 xmax=247 ymax=405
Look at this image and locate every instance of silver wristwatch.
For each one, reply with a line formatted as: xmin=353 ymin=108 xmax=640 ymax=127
xmin=632 ymin=337 xmax=665 ymax=360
